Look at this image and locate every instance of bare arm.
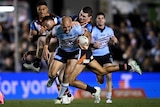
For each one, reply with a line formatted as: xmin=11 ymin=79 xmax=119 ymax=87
xmin=110 ymin=35 xmax=118 ymax=45
xmin=29 ymin=30 xmax=38 ymax=41
xmin=83 ymin=28 xmax=91 ymax=44
xmin=43 ymin=33 xmax=54 ymax=60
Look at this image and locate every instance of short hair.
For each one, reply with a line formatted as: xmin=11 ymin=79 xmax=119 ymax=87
xmin=42 ymin=16 xmax=52 ymax=22
xmin=36 ymin=0 xmax=48 ymax=7
xmin=96 ymin=12 xmax=105 ymax=18
xmin=82 ymin=7 xmax=93 ymax=16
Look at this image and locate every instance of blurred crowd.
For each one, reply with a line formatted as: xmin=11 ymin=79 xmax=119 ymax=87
xmin=0 ymin=5 xmax=160 ymax=72
xmin=109 ymin=19 xmax=160 ymax=72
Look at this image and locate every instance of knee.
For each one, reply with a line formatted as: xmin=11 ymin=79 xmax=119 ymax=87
xmin=101 ymin=69 xmax=106 ymax=75
xmin=48 ymin=69 xmax=56 ymax=78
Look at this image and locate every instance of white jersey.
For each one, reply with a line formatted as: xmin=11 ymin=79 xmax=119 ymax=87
xmin=91 ymin=26 xmax=114 ymax=56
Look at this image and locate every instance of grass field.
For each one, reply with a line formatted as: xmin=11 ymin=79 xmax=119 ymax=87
xmin=1 ymin=98 xmax=160 ymax=107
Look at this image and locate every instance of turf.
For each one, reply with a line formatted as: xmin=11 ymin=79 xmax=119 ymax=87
xmin=1 ymin=98 xmax=160 ymax=107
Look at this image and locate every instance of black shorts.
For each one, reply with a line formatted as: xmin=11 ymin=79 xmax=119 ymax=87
xmin=78 ymin=49 xmax=94 ymax=65
xmin=94 ymin=53 xmax=113 ymax=66
xmin=54 ymin=48 xmax=80 ymax=63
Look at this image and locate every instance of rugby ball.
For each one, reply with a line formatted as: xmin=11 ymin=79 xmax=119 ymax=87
xmin=77 ymin=36 xmax=89 ymax=45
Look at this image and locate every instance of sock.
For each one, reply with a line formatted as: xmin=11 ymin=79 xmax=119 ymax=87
xmin=86 ymin=85 xmax=96 ymax=94
xmin=58 ymin=83 xmax=69 ymax=98
xmin=119 ymin=64 xmax=131 ymax=71
xmin=54 ymin=74 xmax=71 ymax=96
xmin=55 ymin=76 xmax=71 ymax=96
xmin=106 ymin=92 xmax=112 ymax=99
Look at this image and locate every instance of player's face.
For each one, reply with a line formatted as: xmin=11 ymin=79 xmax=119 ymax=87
xmin=96 ymin=15 xmax=106 ymax=26
xmin=37 ymin=5 xmax=49 ymax=18
xmin=43 ymin=19 xmax=55 ymax=30
xmin=62 ymin=22 xmax=72 ymax=34
xmin=78 ymin=10 xmax=91 ymax=24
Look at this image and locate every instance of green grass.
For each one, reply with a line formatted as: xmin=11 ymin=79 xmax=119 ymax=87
xmin=1 ymin=98 xmax=160 ymax=107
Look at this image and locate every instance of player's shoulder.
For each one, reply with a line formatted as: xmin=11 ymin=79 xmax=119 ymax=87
xmin=30 ymin=17 xmax=39 ymax=24
xmin=105 ymin=26 xmax=114 ymax=32
xmin=92 ymin=26 xmax=99 ymax=32
xmin=71 ymin=25 xmax=84 ymax=34
xmin=49 ymin=13 xmax=61 ymax=25
xmin=51 ymin=25 xmax=62 ymax=35
xmin=92 ymin=26 xmax=97 ymax=30
xmin=73 ymin=24 xmax=82 ymax=30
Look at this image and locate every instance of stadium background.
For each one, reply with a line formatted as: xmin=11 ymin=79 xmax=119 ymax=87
xmin=0 ymin=0 xmax=160 ymax=100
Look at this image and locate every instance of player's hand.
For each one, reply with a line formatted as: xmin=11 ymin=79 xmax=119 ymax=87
xmin=93 ymin=41 xmax=100 ymax=48
xmin=79 ymin=44 xmax=89 ymax=50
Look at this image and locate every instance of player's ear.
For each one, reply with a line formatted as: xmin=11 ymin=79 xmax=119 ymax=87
xmin=89 ymin=16 xmax=92 ymax=21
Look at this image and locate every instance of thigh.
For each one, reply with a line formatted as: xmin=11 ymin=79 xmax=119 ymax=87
xmin=49 ymin=59 xmax=64 ymax=76
xmin=65 ymin=59 xmax=78 ymax=74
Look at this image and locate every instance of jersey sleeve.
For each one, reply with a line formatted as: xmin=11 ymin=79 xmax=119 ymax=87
xmin=30 ymin=20 xmax=36 ymax=30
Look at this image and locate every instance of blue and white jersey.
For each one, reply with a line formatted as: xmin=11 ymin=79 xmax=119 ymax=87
xmin=30 ymin=14 xmax=61 ymax=35
xmin=52 ymin=25 xmax=84 ymax=52
xmin=91 ymin=26 xmax=114 ymax=56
